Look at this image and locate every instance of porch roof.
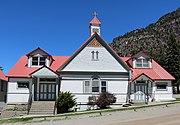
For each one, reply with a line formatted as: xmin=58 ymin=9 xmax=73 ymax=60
xmin=30 ymin=66 xmax=59 ymax=78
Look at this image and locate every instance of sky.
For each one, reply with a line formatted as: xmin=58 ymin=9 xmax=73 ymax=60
xmin=0 ymin=0 xmax=179 ymax=74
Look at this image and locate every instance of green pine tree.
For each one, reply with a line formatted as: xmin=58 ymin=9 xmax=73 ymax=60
xmin=164 ymin=34 xmax=180 ymax=93
xmin=0 ymin=66 xmax=3 ymax=71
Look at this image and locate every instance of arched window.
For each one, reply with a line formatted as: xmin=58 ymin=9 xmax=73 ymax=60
xmin=92 ymin=78 xmax=99 ymax=92
xmin=91 ymin=51 xmax=99 ymax=61
xmin=96 ymin=51 xmax=99 ymax=60
xmin=91 ymin=51 xmax=95 ymax=60
xmin=84 ymin=75 xmax=107 ymax=93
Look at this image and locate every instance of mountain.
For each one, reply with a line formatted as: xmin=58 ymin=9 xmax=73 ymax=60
xmin=110 ymin=7 xmax=180 ymax=93
xmin=110 ymin=7 xmax=180 ymax=64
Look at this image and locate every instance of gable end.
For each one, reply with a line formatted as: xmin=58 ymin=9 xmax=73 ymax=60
xmin=57 ymin=33 xmax=130 ymax=72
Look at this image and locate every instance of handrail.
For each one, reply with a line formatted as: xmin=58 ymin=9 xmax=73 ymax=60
xmin=27 ymin=93 xmax=33 ymax=115
xmin=53 ymin=101 xmax=57 ymax=115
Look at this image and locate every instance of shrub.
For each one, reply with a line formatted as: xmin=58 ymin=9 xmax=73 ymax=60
xmin=96 ymin=92 xmax=116 ymax=109
xmin=56 ymin=91 xmax=76 ymax=113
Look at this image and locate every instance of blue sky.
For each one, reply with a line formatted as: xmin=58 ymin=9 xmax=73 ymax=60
xmin=0 ymin=0 xmax=179 ymax=73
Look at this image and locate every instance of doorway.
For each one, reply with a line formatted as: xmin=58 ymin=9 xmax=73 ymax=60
xmin=134 ymin=81 xmax=148 ymax=102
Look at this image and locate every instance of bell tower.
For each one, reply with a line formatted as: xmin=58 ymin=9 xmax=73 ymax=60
xmin=89 ymin=12 xmax=101 ymax=36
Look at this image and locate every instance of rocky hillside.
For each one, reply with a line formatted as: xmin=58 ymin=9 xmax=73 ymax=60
xmin=111 ymin=7 xmax=180 ymax=64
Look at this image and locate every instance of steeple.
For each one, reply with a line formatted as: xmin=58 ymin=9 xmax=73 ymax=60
xmin=89 ymin=12 xmax=101 ymax=36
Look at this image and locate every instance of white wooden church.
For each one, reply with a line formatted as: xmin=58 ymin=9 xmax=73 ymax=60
xmin=6 ymin=14 xmax=175 ymax=112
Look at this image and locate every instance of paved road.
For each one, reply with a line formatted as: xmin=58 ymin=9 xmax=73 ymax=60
xmin=112 ymin=111 xmax=180 ymax=125
xmin=4 ymin=103 xmax=180 ymax=125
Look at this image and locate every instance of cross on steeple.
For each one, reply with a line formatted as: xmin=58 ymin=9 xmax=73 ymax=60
xmin=93 ymin=12 xmax=98 ymax=17
xmin=90 ymin=12 xmax=101 ymax=36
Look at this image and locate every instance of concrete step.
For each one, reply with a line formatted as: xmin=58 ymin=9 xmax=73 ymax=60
xmin=29 ymin=101 xmax=55 ymax=115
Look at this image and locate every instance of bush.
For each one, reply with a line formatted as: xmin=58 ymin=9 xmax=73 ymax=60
xmin=56 ymin=91 xmax=76 ymax=113
xmin=96 ymin=92 xmax=116 ymax=109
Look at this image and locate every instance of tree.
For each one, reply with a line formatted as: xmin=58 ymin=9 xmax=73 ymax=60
xmin=164 ymin=34 xmax=180 ymax=93
xmin=0 ymin=66 xmax=3 ymax=71
xmin=56 ymin=91 xmax=77 ymax=113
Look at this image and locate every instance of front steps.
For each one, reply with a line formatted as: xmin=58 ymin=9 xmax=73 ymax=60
xmin=29 ymin=101 xmax=55 ymax=115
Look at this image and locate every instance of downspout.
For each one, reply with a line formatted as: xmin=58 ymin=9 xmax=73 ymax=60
xmin=127 ymin=70 xmax=132 ymax=103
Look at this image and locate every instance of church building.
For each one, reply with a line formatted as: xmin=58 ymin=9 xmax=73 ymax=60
xmin=6 ymin=14 xmax=175 ymax=114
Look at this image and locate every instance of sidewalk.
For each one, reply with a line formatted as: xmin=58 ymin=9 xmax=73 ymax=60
xmin=1 ymin=100 xmax=180 ymax=124
xmin=2 ymin=101 xmax=180 ymax=125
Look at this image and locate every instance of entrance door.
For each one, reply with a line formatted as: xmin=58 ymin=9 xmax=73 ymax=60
xmin=39 ymin=83 xmax=56 ymax=101
xmin=134 ymin=83 xmax=147 ymax=102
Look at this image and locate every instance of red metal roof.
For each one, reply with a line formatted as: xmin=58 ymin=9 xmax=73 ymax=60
xmin=120 ymin=57 xmax=175 ymax=81
xmin=132 ymin=50 xmax=152 ymax=58
xmin=6 ymin=44 xmax=174 ymax=81
xmin=0 ymin=70 xmax=7 ymax=81
xmin=90 ymin=17 xmax=101 ymax=25
xmin=6 ymin=55 xmax=70 ymax=78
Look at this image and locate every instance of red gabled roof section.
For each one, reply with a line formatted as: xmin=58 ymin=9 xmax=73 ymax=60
xmin=120 ymin=57 xmax=175 ymax=81
xmin=0 ymin=70 xmax=7 ymax=81
xmin=26 ymin=47 xmax=54 ymax=61
xmin=90 ymin=17 xmax=101 ymax=25
xmin=132 ymin=50 xmax=152 ymax=58
xmin=27 ymin=47 xmax=50 ymax=56
xmin=132 ymin=73 xmax=153 ymax=81
xmin=6 ymin=55 xmax=70 ymax=78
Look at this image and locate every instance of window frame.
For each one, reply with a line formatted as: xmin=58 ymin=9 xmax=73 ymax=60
xmin=84 ymin=80 xmax=107 ymax=94
xmin=156 ymin=82 xmax=168 ymax=91
xmin=84 ymin=81 xmax=91 ymax=93
xmin=92 ymin=80 xmax=100 ymax=93
xmin=32 ymin=57 xmax=39 ymax=66
xmin=91 ymin=51 xmax=95 ymax=60
xmin=136 ymin=58 xmax=149 ymax=68
xmin=17 ymin=82 xmax=29 ymax=89
xmin=92 ymin=28 xmax=99 ymax=34
xmin=101 ymin=81 xmax=107 ymax=93
xmin=39 ymin=57 xmax=46 ymax=66
xmin=91 ymin=51 xmax=99 ymax=61
xmin=31 ymin=56 xmax=46 ymax=66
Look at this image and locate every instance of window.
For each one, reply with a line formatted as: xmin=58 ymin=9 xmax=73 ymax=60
xmin=136 ymin=58 xmax=149 ymax=68
xmin=91 ymin=51 xmax=95 ymax=60
xmin=156 ymin=82 xmax=167 ymax=90
xmin=96 ymin=51 xmax=99 ymax=60
xmin=18 ymin=82 xmax=29 ymax=88
xmin=101 ymin=81 xmax=107 ymax=92
xmin=40 ymin=57 xmax=46 ymax=65
xmin=84 ymin=81 xmax=90 ymax=93
xmin=84 ymin=80 xmax=107 ymax=93
xmin=92 ymin=80 xmax=99 ymax=92
xmin=32 ymin=57 xmax=38 ymax=65
xmin=136 ymin=81 xmax=146 ymax=84
xmin=92 ymin=28 xmax=99 ymax=33
xmin=32 ymin=56 xmax=46 ymax=66
xmin=39 ymin=78 xmax=56 ymax=82
xmin=91 ymin=51 xmax=99 ymax=61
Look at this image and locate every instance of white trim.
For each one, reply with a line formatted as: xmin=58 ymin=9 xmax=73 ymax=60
xmin=156 ymin=82 xmax=168 ymax=91
xmin=31 ymin=67 xmax=58 ymax=78
xmin=83 ymin=79 xmax=108 ymax=94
